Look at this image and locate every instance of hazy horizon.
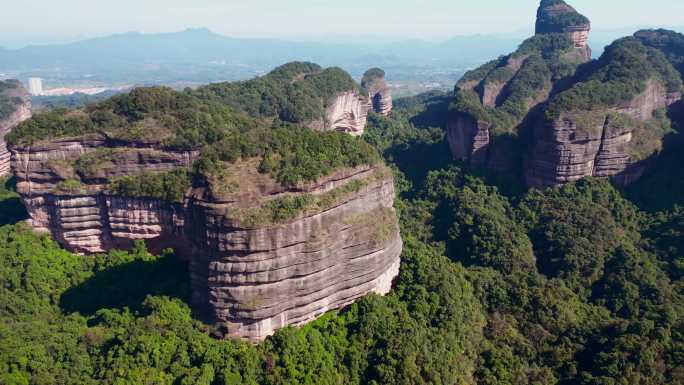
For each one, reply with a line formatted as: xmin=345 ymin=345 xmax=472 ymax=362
xmin=6 ymin=0 xmax=684 ymax=49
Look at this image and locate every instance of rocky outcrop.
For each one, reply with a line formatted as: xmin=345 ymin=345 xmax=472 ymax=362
xmin=11 ymin=138 xmax=402 ymax=342
xmin=447 ymin=1 xmax=592 ymax=172
xmin=322 ymin=91 xmax=371 ymax=136
xmin=536 ymin=0 xmax=591 ymax=59
xmin=189 ymin=165 xmax=401 ymax=341
xmin=526 ymin=79 xmax=682 ymax=188
xmin=0 ymin=81 xmax=31 ymax=176
xmin=448 ymin=1 xmax=684 ymax=188
xmin=362 ymin=68 xmax=393 ymax=116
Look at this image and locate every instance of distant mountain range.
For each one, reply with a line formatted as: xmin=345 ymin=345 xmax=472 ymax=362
xmin=0 ymin=29 xmax=521 ymax=89
xmin=1 ymin=27 xmax=681 ymax=90
xmin=0 ymin=28 xmax=520 ymax=71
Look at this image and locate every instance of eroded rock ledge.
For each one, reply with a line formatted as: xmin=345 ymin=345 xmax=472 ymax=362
xmin=10 ymin=137 xmax=402 ymax=342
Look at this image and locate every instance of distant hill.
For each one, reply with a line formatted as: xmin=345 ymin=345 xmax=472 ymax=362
xmin=0 ymin=28 xmax=520 ymax=69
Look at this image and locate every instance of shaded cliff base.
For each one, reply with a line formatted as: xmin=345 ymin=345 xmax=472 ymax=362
xmin=624 ymin=101 xmax=684 ymax=211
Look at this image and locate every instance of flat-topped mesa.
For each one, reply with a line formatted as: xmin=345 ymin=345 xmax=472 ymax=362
xmin=193 ymin=62 xmax=372 ymax=136
xmin=8 ymin=90 xmax=402 ymax=341
xmin=362 ymin=68 xmax=393 ymax=116
xmin=0 ymin=80 xmax=31 ymax=176
xmin=536 ymin=0 xmax=591 ymax=50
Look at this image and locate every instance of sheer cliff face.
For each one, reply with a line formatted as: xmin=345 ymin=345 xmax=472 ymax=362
xmin=448 ymin=1 xmax=684 ymax=188
xmin=362 ymin=68 xmax=393 ymax=116
xmin=446 ymin=114 xmax=490 ymax=167
xmin=0 ymin=81 xmax=31 ymax=176
xmin=11 ymin=138 xmax=198 ymax=250
xmin=11 ymin=138 xmax=402 ymax=342
xmin=321 ymin=91 xmax=371 ymax=136
xmin=526 ymin=80 xmax=682 ymax=188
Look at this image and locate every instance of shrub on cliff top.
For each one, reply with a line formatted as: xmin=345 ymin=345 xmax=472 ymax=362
xmin=546 ymin=37 xmax=683 ymax=118
xmin=191 ymin=62 xmax=361 ymax=123
xmin=196 ymin=126 xmax=381 ymax=187
xmin=451 ymin=32 xmax=576 ymax=137
xmin=362 ymin=68 xmax=386 ymax=89
xmin=109 ymin=169 xmax=192 ymax=203
xmin=6 ymin=86 xmax=256 ymax=148
xmin=635 ymin=29 xmax=684 ymax=78
xmin=0 ymin=95 xmax=22 ymax=122
xmin=8 ymin=62 xmax=365 ymax=146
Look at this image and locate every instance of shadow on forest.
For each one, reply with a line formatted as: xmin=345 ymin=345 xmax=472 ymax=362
xmin=0 ymin=196 xmax=28 ymax=226
xmin=624 ymin=100 xmax=684 ymax=212
xmin=386 ymin=136 xmax=453 ymax=197
xmin=0 ymin=177 xmax=29 ymax=226
xmin=59 ymin=253 xmax=192 ymax=317
xmin=406 ymin=92 xmax=452 ymax=129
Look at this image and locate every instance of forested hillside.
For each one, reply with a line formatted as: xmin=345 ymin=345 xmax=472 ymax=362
xmin=1 ymin=85 xmax=683 ymax=383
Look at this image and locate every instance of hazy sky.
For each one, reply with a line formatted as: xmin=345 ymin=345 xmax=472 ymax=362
xmin=5 ymin=0 xmax=684 ymax=48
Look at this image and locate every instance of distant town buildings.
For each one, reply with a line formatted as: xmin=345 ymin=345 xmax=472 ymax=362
xmin=24 ymin=77 xmax=129 ymax=97
xmin=28 ymin=77 xmax=43 ymax=95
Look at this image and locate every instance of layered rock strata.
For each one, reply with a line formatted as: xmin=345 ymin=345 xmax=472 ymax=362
xmin=11 ymin=138 xmax=402 ymax=342
xmin=322 ymin=91 xmax=371 ymax=136
xmin=362 ymin=68 xmax=393 ymax=116
xmin=0 ymin=81 xmax=31 ymax=176
xmin=526 ymin=80 xmax=682 ymax=188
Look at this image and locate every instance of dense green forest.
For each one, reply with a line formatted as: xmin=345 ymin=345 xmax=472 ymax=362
xmin=31 ymin=91 xmax=123 ymax=112
xmin=1 ymin=82 xmax=683 ymax=384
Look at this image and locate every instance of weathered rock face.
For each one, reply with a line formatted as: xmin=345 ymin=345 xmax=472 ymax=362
xmin=11 ymin=137 xmax=198 ymax=250
xmin=362 ymin=68 xmax=393 ymax=116
xmin=189 ymin=166 xmax=401 ymax=340
xmin=0 ymin=81 xmax=31 ymax=176
xmin=526 ymin=79 xmax=682 ymax=188
xmin=322 ymin=91 xmax=371 ymax=136
xmin=11 ymin=138 xmax=402 ymax=342
xmin=447 ymin=113 xmax=490 ymax=167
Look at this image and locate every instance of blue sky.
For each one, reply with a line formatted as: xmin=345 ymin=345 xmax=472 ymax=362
xmin=6 ymin=0 xmax=684 ymax=48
